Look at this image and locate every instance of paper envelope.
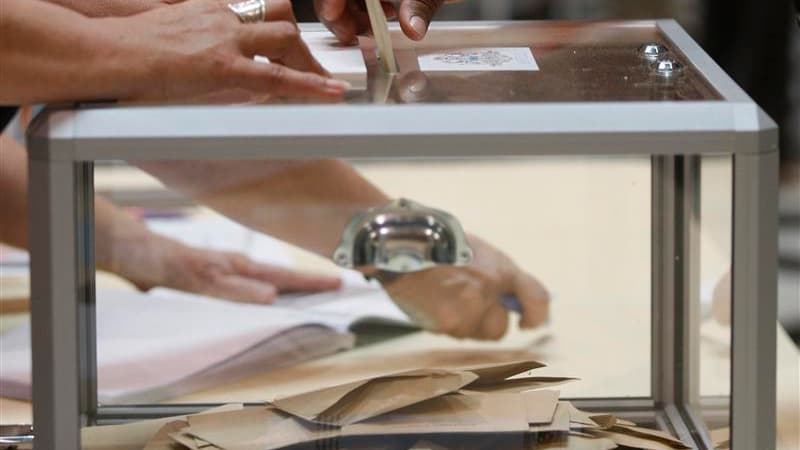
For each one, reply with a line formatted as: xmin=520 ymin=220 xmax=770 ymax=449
xmin=81 ymin=403 xmax=243 ymax=450
xmin=462 ymin=376 xmax=577 ymax=394
xmin=457 ymin=360 xmax=545 ymax=386
xmin=266 ymin=360 xmax=546 ymax=426
xmin=271 ymin=368 xmax=479 ymax=426
xmin=143 ymin=420 xmax=190 ymax=450
xmin=544 ymin=433 xmax=618 ymax=450
xmin=342 ymin=391 xmax=539 ymax=436
xmin=168 ymin=430 xmax=220 ymax=450
xmin=185 ymin=407 xmax=336 ymax=450
xmin=186 ymin=391 xmax=562 ymax=450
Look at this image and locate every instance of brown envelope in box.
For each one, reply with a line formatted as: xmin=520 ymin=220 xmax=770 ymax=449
xmin=142 ymin=420 xmax=189 ymax=450
xmin=168 ymin=430 xmax=213 ymax=450
xmin=538 ymin=433 xmax=618 ymax=450
xmin=81 ymin=403 xmax=243 ymax=450
xmin=338 ymin=390 xmax=560 ymax=436
xmin=528 ymin=400 xmax=569 ymax=432
xmin=268 ymin=359 xmax=543 ymax=427
xmin=522 ymin=390 xmax=560 ymax=425
xmin=342 ymin=391 xmax=531 ymax=436
xmin=458 ymin=360 xmax=545 ymax=386
xmin=270 ymin=369 xmax=478 ymax=426
xmin=589 ymin=430 xmax=679 ymax=450
xmin=184 ymin=362 xmax=552 ymax=450
xmin=609 ymin=425 xmax=690 ymax=449
xmin=186 ymin=406 xmax=339 ymax=450
xmin=565 ymin=402 xmax=600 ymax=428
xmin=462 ymin=376 xmax=577 ymax=394
xmin=186 ymin=391 xmax=563 ymax=450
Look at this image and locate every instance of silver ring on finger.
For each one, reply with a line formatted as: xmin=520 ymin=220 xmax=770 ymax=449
xmin=227 ymin=0 xmax=266 ymax=23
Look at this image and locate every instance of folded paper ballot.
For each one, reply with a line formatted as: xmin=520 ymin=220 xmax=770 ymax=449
xmin=80 ymin=361 xmax=692 ymax=450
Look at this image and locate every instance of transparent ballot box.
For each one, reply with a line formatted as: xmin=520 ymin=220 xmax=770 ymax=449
xmin=25 ymin=20 xmax=777 ymax=450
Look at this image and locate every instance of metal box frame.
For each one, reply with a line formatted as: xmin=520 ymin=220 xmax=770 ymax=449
xmin=25 ymin=20 xmax=778 ymax=450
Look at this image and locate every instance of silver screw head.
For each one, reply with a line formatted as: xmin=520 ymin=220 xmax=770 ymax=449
xmin=653 ymin=58 xmax=684 ymax=78
xmin=638 ymin=43 xmax=667 ymax=60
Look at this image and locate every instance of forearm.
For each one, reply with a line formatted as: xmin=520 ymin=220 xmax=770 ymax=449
xmin=136 ymin=159 xmax=390 ymax=257
xmin=0 ymin=0 xmax=147 ymax=103
xmin=93 ymin=191 xmax=189 ymax=289
xmin=42 ymin=0 xmax=163 ymax=17
xmin=0 ymin=134 xmax=28 ymax=248
xmin=0 ymin=133 xmax=170 ymax=278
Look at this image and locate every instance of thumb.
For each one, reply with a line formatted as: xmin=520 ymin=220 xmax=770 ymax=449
xmin=398 ymin=0 xmax=444 ymax=40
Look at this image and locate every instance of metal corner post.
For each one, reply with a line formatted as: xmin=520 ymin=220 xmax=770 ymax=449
xmin=28 ymin=134 xmax=97 ymax=450
xmin=730 ymin=150 xmax=778 ymax=449
xmin=652 ymin=155 xmax=678 ymax=407
xmin=651 ymin=154 xmax=705 ymax=447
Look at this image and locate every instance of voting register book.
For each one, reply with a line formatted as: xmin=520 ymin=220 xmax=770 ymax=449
xmin=0 ymin=217 xmax=413 ymax=404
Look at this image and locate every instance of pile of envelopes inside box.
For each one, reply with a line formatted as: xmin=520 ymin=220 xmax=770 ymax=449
xmin=96 ymin=361 xmax=692 ymax=450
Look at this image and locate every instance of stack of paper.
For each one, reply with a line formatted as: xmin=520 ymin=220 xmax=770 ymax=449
xmin=0 ymin=284 xmax=411 ymax=404
xmin=83 ymin=360 xmax=692 ymax=450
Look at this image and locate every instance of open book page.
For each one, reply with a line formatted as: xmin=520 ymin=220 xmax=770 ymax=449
xmin=270 ymin=272 xmax=412 ymax=329
xmin=148 ymin=214 xmax=411 ymax=329
xmin=145 ymin=215 xmax=294 ymax=267
xmin=0 ymin=278 xmax=411 ymax=404
xmin=1 ymin=215 xmax=412 ymax=403
xmin=0 ymin=289 xmax=357 ymax=404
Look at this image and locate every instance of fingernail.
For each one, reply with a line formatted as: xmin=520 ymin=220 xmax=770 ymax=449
xmin=325 ymin=78 xmax=351 ymax=92
xmin=410 ymin=16 xmax=427 ymax=39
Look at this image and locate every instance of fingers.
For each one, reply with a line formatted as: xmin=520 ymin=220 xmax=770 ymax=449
xmin=235 ymin=258 xmax=343 ymax=293
xmin=513 ymin=272 xmax=550 ymax=329
xmin=314 ymin=0 xmax=362 ymax=44
xmin=398 ymin=0 xmax=445 ymax=40
xmin=317 ymin=0 xmax=348 ymax=22
xmin=427 ymin=275 xmax=508 ymax=340
xmin=432 ymin=297 xmax=508 ymax=340
xmin=381 ymin=1 xmax=398 ymax=20
xmin=238 ymin=21 xmax=329 ymax=76
xmin=204 ymin=275 xmax=279 ymax=304
xmin=263 ymin=0 xmax=297 ymax=22
xmin=477 ymin=304 xmax=509 ymax=340
xmin=231 ymin=57 xmax=349 ymax=98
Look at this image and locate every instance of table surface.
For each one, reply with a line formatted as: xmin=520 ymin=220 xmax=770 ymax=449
xmin=1 ymin=158 xmax=797 ymax=449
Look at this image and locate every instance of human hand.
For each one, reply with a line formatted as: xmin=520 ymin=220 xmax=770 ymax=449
xmin=381 ymin=235 xmax=549 ymax=340
xmin=96 ymin=0 xmax=349 ymax=102
xmin=42 ymin=0 xmax=181 ymax=18
xmin=314 ymin=0 xmax=451 ymax=44
xmin=122 ymin=236 xmax=343 ymax=303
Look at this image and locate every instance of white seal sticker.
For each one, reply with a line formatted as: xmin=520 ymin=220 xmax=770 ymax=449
xmin=417 ymin=47 xmax=539 ymax=72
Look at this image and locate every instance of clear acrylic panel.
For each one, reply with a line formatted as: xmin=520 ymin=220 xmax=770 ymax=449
xmin=91 ymin=155 xmax=652 ymax=413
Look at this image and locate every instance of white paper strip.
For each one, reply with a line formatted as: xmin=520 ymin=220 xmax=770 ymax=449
xmin=418 ymin=47 xmax=539 ymax=72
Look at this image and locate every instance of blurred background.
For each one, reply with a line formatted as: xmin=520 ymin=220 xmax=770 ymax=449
xmin=293 ymin=0 xmax=800 ymax=344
